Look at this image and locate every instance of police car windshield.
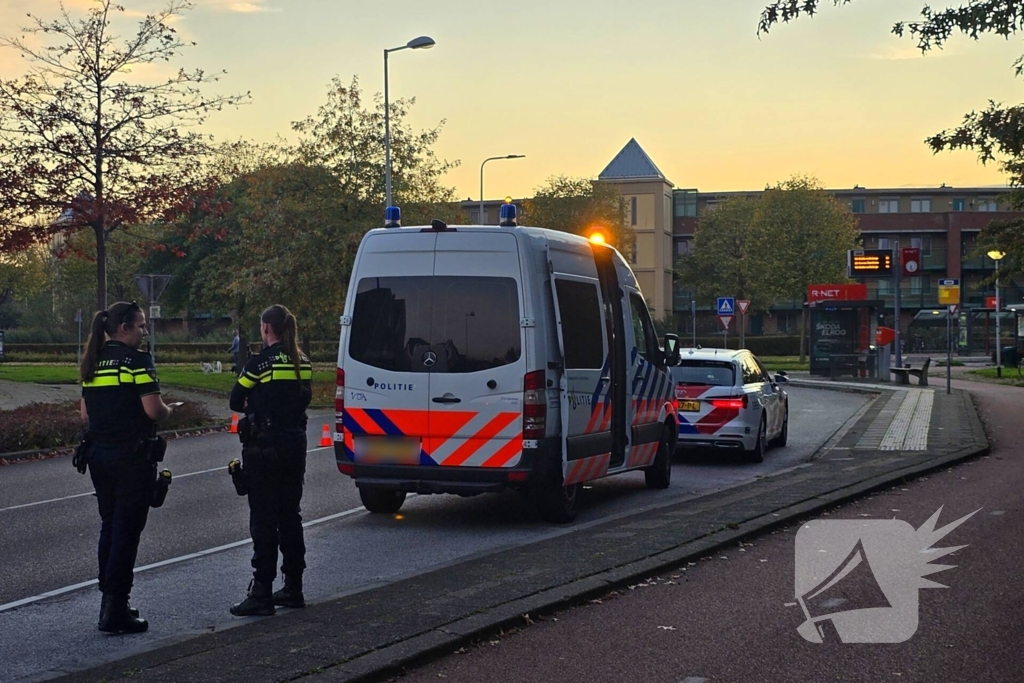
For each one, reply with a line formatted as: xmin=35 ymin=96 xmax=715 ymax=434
xmin=349 ymin=276 xmax=522 ymax=374
xmin=671 ymin=361 xmax=735 ymax=387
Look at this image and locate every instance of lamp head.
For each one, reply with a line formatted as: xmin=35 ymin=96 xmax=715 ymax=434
xmin=987 ymin=250 xmax=1006 ymax=261
xmin=407 ymin=36 xmax=435 ymax=49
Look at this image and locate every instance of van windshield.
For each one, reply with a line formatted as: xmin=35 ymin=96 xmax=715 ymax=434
xmin=671 ymin=361 xmax=735 ymax=387
xmin=349 ymin=276 xmax=522 ymax=374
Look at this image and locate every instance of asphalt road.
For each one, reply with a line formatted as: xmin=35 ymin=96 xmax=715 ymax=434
xmin=392 ymin=380 xmax=1020 ymax=683
xmin=0 ymin=387 xmax=867 ymax=682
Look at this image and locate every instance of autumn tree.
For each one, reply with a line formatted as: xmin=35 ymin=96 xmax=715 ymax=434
xmin=523 ymin=176 xmax=633 ymax=255
xmin=0 ymin=0 xmax=247 ymax=311
xmin=758 ymin=0 xmax=1024 ymax=276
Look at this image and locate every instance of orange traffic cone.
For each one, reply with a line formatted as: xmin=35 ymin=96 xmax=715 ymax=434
xmin=319 ymin=424 xmax=333 ymax=447
xmin=230 ymin=413 xmax=239 ymax=434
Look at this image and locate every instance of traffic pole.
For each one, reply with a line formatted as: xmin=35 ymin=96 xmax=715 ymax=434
xmin=893 ymin=248 xmax=903 ymax=369
xmin=946 ymin=307 xmax=952 ymax=395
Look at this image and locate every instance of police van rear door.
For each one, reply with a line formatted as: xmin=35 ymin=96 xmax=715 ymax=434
xmin=344 ymin=232 xmax=435 ymax=467
xmin=426 ymin=231 xmax=526 ymax=469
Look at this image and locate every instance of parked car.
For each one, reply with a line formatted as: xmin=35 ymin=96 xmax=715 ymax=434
xmin=670 ymin=348 xmax=788 ymax=462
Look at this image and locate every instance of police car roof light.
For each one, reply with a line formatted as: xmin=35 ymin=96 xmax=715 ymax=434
xmin=384 ymin=205 xmax=401 ymax=228
xmin=499 ymin=203 xmax=517 ymax=226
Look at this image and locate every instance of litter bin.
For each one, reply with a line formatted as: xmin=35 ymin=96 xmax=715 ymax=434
xmin=1002 ymin=345 xmax=1019 ymax=368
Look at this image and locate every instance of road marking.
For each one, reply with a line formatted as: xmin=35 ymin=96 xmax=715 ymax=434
xmin=880 ymin=389 xmax=932 ymax=451
xmin=0 ymin=501 xmax=372 ymax=614
xmin=0 ymin=446 xmax=334 ymax=513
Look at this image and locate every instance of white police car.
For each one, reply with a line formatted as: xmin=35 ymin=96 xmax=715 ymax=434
xmin=671 ymin=348 xmax=788 ymax=462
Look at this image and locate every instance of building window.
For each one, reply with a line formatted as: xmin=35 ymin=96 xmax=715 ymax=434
xmin=704 ymin=200 xmax=719 ymax=213
xmin=630 ymin=197 xmax=637 ymax=226
xmin=977 ymin=199 xmax=998 ymax=212
xmin=878 ymin=199 xmax=899 ymax=213
xmin=878 ymin=237 xmax=898 ymax=250
xmin=851 ymin=198 xmax=866 ymax=213
xmin=469 ymin=211 xmax=479 ymax=223
xmin=673 ymin=190 xmax=698 ymax=217
xmin=911 ymin=236 xmax=931 ymax=255
xmin=675 ymin=239 xmax=692 ymax=256
xmin=911 ymin=198 xmax=931 ymax=213
xmin=629 ymin=235 xmax=637 ymax=265
xmin=878 ymin=279 xmax=892 ymax=295
xmin=952 ymin=198 xmax=966 ymax=211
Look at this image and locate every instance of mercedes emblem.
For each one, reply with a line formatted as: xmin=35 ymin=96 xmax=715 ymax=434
xmin=422 ymin=351 xmax=437 ymax=368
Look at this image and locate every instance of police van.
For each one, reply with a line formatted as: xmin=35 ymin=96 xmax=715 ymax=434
xmin=334 ymin=205 xmax=680 ymax=522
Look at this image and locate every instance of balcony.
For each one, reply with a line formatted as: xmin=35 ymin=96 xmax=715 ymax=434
xmin=921 ymin=249 xmax=947 ymax=271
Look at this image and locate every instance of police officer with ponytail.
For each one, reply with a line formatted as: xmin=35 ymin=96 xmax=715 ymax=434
xmin=79 ymin=301 xmax=176 ymax=634
xmin=229 ymin=305 xmax=313 ymax=616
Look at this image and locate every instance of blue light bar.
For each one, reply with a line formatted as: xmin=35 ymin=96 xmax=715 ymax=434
xmin=385 ymin=205 xmax=401 ymax=228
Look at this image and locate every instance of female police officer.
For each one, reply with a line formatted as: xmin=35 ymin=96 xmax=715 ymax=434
xmin=229 ymin=304 xmax=313 ymax=616
xmin=79 ymin=301 xmax=175 ymax=634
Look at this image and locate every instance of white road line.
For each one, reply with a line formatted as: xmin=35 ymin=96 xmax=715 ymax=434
xmin=0 ymin=446 xmax=334 ymax=514
xmin=0 ymin=502 xmax=371 ymax=614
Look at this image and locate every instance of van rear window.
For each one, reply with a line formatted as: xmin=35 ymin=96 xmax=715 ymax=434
xmin=670 ymin=361 xmax=735 ymax=387
xmin=349 ymin=276 xmax=521 ymax=374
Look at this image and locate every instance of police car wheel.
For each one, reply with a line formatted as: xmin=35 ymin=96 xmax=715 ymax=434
xmin=745 ymin=415 xmax=766 ymax=464
xmin=769 ymin=409 xmax=789 ymax=448
xmin=536 ymin=482 xmax=579 ymax=524
xmin=359 ymin=488 xmax=407 ymax=514
xmin=644 ymin=426 xmax=672 ymax=490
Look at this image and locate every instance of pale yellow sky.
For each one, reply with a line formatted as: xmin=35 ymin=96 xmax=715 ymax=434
xmin=1 ymin=0 xmax=1021 ymax=199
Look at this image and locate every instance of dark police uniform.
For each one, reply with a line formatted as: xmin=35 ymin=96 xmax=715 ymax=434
xmin=81 ymin=340 xmax=160 ymax=599
xmin=230 ymin=344 xmax=313 ymax=587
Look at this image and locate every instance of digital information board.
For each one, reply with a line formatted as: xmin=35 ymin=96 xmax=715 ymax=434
xmin=847 ymin=249 xmax=894 ymax=278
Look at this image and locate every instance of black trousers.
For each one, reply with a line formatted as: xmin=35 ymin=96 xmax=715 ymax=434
xmin=89 ymin=445 xmax=155 ymax=597
xmin=244 ymin=435 xmax=307 ymax=585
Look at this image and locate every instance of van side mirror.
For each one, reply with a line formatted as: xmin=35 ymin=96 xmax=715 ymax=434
xmin=662 ymin=333 xmax=681 ymax=367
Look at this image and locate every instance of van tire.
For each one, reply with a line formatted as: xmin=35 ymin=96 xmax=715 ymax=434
xmin=535 ymin=482 xmax=580 ymax=523
xmin=359 ymin=488 xmax=407 ymax=514
xmin=644 ymin=427 xmax=673 ymax=490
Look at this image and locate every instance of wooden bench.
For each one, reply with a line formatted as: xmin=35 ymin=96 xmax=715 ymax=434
xmin=891 ymin=357 xmax=931 ymax=386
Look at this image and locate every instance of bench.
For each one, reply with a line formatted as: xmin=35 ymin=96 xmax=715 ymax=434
xmin=891 ymin=357 xmax=931 ymax=386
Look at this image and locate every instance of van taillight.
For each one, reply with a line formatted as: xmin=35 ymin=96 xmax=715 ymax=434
xmin=710 ymin=396 xmax=747 ymax=409
xmin=523 ymin=370 xmax=546 ymax=440
xmin=335 ymin=368 xmax=345 ymax=435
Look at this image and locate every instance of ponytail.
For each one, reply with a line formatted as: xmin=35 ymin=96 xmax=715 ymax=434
xmin=261 ymin=304 xmax=302 ymax=375
xmin=79 ymin=301 xmax=143 ymax=383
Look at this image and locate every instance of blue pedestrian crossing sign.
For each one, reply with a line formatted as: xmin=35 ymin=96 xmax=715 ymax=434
xmin=717 ymin=297 xmax=736 ymax=315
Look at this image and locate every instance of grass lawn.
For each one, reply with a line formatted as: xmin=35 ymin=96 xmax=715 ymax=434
xmin=968 ymin=368 xmax=1024 ymax=386
xmin=757 ymin=356 xmax=809 ymax=372
xmin=0 ymin=365 xmax=79 ymax=383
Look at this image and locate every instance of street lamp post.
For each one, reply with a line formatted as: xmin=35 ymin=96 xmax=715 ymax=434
xmin=988 ymin=250 xmax=1006 ymax=376
xmin=384 ymin=36 xmax=435 ymax=216
xmin=479 ymin=155 xmax=525 ymax=224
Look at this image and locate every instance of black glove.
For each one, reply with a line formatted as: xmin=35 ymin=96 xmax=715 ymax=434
xmin=72 ymin=432 xmax=92 ymax=474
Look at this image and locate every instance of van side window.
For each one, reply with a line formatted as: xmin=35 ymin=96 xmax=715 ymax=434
xmin=555 ymin=279 xmax=605 ymax=369
xmin=628 ymin=293 xmax=659 ymax=363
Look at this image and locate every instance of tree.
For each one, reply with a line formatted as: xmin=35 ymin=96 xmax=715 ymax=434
xmin=753 ymin=176 xmax=861 ymax=360
xmin=0 ymin=0 xmax=247 ymax=311
xmin=523 ymin=176 xmax=633 ymax=255
xmin=676 ymin=196 xmax=776 ymax=310
xmin=758 ymin=0 xmax=1024 ymax=276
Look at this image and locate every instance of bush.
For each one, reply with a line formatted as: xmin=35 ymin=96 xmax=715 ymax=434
xmin=677 ymin=335 xmax=801 ymax=355
xmin=2 ymin=341 xmax=341 ymax=364
xmin=0 ymin=395 xmax=216 ymax=454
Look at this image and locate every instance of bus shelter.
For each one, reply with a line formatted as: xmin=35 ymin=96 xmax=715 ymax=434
xmin=808 ymin=299 xmax=884 ymax=379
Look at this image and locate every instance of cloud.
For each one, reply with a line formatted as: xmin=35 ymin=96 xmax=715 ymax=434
xmin=216 ymin=1 xmax=282 ymax=12
xmin=865 ymin=45 xmax=950 ymax=61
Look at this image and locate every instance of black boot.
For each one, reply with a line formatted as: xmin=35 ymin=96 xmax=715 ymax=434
xmin=98 ymin=593 xmax=149 ymax=634
xmin=272 ymin=574 xmax=305 ymax=608
xmin=230 ymin=579 xmax=275 ymax=617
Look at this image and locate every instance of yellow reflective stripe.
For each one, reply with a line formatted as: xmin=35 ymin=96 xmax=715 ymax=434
xmin=238 ymin=375 xmax=257 ymax=389
xmin=129 ymin=368 xmax=152 ymax=375
xmin=134 ymin=375 xmax=156 ymax=386
xmin=300 ymin=369 xmax=312 ymax=380
xmin=82 ymin=376 xmax=120 ymax=388
xmin=272 ymin=370 xmax=299 ymax=380
xmin=119 ymin=373 xmax=135 ymax=384
xmin=94 ymin=368 xmax=119 ymax=375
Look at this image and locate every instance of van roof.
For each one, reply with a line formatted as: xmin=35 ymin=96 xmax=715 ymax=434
xmin=370 ymin=224 xmax=607 ymax=251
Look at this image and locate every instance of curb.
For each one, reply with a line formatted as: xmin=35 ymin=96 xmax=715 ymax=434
xmin=0 ymin=423 xmax=230 ymax=464
xmin=787 ymin=378 xmax=886 ymax=396
xmin=323 ymin=411 xmax=989 ymax=682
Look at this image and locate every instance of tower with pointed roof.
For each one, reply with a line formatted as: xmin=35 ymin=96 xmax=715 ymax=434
xmin=597 ymin=139 xmax=675 ymax=319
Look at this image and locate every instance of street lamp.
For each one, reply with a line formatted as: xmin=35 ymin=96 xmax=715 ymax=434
xmin=384 ymin=35 xmax=435 ymax=217
xmin=479 ymin=155 xmax=525 ymax=225
xmin=988 ymin=249 xmax=1006 ymax=376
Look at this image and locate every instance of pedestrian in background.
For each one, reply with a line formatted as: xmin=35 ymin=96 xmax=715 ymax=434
xmin=79 ymin=301 xmax=176 ymax=634
xmin=229 ymin=305 xmax=313 ymax=616
xmin=228 ymin=329 xmax=241 ymax=375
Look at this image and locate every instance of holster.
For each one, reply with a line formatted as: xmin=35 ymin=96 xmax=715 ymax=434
xmin=72 ymin=431 xmax=93 ymax=474
xmin=238 ymin=414 xmax=252 ymax=445
xmin=136 ymin=435 xmax=167 ymax=463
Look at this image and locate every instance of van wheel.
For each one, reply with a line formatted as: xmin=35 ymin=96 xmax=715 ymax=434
xmin=769 ymin=409 xmax=789 ymax=448
xmin=359 ymin=488 xmax=407 ymax=514
xmin=644 ymin=427 xmax=673 ymax=490
xmin=746 ymin=415 xmax=767 ymax=464
xmin=535 ymin=482 xmax=580 ymax=523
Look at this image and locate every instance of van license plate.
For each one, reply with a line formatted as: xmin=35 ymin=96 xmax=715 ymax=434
xmin=679 ymin=400 xmax=701 ymax=412
xmin=355 ymin=438 xmax=421 ymax=465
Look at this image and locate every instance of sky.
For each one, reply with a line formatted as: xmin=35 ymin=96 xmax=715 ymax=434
xmin=1 ymin=0 xmax=1022 ymax=200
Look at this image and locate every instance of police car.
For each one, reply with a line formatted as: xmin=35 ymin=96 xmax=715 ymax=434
xmin=671 ymin=348 xmax=789 ymax=462
xmin=334 ymin=204 xmax=680 ymax=523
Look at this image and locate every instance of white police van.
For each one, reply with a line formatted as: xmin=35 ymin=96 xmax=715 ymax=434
xmin=334 ymin=205 xmax=679 ymax=522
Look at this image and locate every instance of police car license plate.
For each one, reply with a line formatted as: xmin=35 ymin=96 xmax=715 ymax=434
xmin=355 ymin=437 xmax=421 ymax=465
xmin=679 ymin=400 xmax=701 ymax=412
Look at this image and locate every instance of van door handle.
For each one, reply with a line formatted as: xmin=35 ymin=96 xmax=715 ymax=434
xmin=432 ymin=396 xmax=462 ymax=404
xmin=600 ymin=377 xmax=610 ymax=383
